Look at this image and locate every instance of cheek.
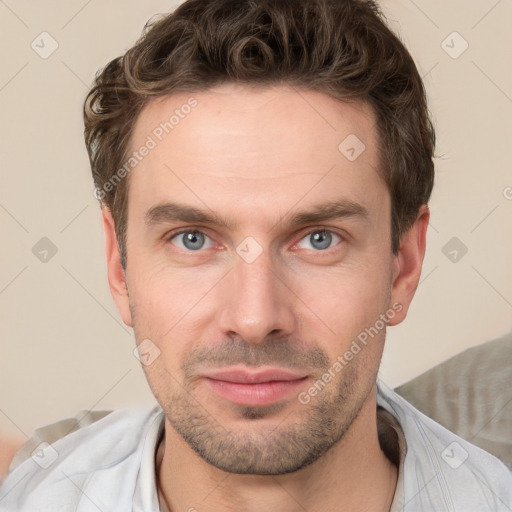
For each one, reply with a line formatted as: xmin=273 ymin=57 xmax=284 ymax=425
xmin=128 ymin=265 xmax=215 ymax=369
xmin=292 ymin=261 xmax=392 ymax=336
xmin=129 ymin=263 xmax=201 ymax=328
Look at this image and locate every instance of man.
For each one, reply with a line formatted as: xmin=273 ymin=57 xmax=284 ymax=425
xmin=1 ymin=0 xmax=511 ymax=510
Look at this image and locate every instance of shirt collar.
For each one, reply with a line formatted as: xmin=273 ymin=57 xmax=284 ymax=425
xmin=132 ymin=406 xmax=165 ymax=512
xmin=135 ymin=386 xmax=406 ymax=512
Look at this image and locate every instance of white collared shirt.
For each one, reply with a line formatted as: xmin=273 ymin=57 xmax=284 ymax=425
xmin=1 ymin=381 xmax=511 ymax=511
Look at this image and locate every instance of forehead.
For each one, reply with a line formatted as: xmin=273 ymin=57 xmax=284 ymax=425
xmin=131 ymin=83 xmax=377 ymax=161
xmin=126 ymin=84 xmax=386 ymax=226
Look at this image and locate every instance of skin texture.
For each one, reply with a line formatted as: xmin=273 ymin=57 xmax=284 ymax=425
xmin=103 ymin=83 xmax=429 ymax=512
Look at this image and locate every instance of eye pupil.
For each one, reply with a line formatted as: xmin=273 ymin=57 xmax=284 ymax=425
xmin=310 ymin=230 xmax=332 ymax=250
xmin=183 ymin=231 xmax=204 ymax=250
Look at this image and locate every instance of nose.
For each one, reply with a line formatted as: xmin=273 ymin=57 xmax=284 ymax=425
xmin=217 ymin=246 xmax=296 ymax=345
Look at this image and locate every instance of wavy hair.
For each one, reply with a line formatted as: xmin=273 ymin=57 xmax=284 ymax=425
xmin=84 ymin=0 xmax=435 ymax=269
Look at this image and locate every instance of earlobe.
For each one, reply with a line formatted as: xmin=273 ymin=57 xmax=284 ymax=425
xmin=102 ymin=207 xmax=133 ymax=328
xmin=388 ymin=205 xmax=430 ymax=326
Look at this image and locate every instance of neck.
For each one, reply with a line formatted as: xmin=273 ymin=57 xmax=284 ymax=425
xmin=157 ymin=388 xmax=398 ymax=512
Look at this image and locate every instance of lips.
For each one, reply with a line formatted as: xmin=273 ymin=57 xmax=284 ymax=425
xmin=200 ymin=367 xmax=309 ymax=406
xmin=202 ymin=368 xmax=307 ymax=384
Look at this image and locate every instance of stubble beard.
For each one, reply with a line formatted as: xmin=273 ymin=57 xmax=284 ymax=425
xmin=162 ymin=361 xmax=373 ymax=475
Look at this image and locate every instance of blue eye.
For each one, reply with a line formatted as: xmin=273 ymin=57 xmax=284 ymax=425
xmin=169 ymin=230 xmax=214 ymax=251
xmin=167 ymin=228 xmax=342 ymax=253
xmin=297 ymin=230 xmax=342 ymax=251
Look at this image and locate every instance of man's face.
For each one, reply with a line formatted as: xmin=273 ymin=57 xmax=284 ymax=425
xmin=106 ymin=84 xmax=410 ymax=475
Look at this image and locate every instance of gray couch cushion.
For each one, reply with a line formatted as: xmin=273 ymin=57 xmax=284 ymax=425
xmin=395 ymin=331 xmax=512 ymax=469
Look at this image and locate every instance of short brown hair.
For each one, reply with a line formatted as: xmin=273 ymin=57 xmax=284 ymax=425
xmin=84 ymin=0 xmax=435 ymax=269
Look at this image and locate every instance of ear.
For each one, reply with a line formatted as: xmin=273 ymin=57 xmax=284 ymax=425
xmin=388 ymin=204 xmax=430 ymax=326
xmin=102 ymin=207 xmax=133 ymax=328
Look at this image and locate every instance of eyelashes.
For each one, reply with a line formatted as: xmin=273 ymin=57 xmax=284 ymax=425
xmin=166 ymin=227 xmax=344 ymax=254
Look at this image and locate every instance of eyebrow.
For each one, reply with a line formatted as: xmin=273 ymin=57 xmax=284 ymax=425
xmin=144 ymin=198 xmax=369 ymax=231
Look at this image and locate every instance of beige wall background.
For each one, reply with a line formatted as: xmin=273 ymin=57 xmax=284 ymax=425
xmin=1 ymin=0 xmax=511 ymax=441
